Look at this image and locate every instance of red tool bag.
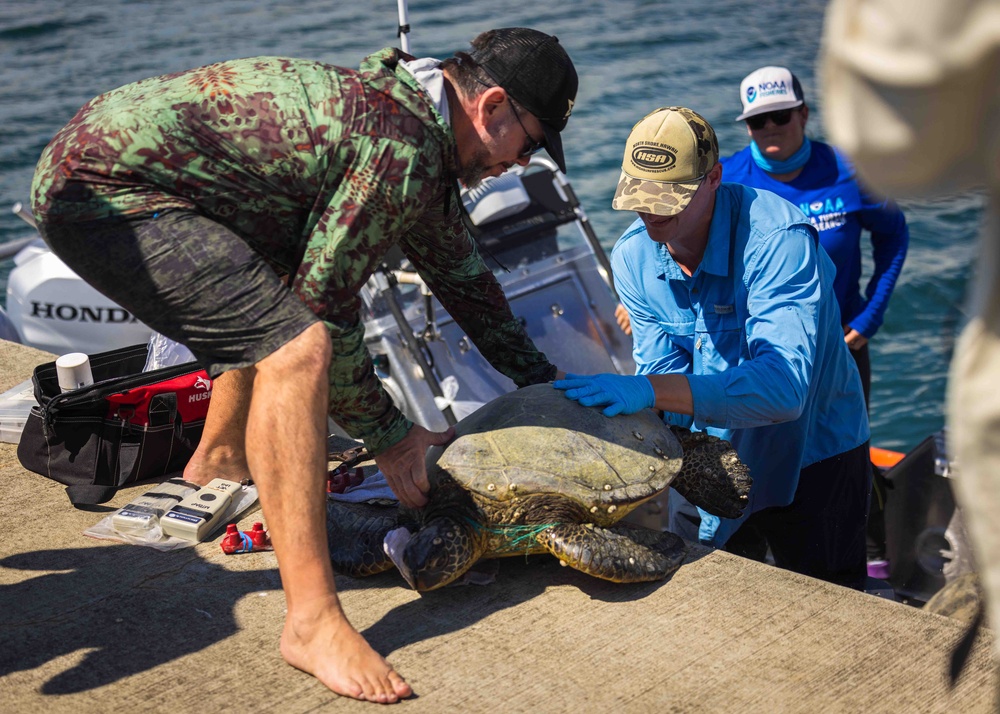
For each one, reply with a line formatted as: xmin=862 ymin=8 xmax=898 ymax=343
xmin=17 ymin=344 xmax=211 ymax=506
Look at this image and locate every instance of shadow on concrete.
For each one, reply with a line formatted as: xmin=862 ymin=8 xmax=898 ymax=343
xmin=0 ymin=538 xmax=708 ymax=694
xmin=353 ymin=550 xmax=696 ymax=657
xmin=0 ymin=545 xmax=280 ymax=695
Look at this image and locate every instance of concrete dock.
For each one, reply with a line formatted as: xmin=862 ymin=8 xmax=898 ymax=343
xmin=0 ymin=338 xmax=996 ymax=713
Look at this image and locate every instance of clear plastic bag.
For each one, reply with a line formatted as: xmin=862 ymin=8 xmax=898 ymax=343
xmin=84 ymin=478 xmax=259 ymax=551
xmin=143 ymin=331 xmax=197 ymax=372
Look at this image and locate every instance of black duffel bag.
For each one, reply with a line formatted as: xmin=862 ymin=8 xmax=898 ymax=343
xmin=17 ymin=344 xmax=212 ymax=506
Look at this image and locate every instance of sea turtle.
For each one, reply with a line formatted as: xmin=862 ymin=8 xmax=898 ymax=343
xmin=326 ymin=383 xmax=751 ymax=590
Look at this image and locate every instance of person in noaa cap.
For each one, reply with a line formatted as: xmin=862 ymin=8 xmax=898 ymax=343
xmin=555 ymin=107 xmax=872 ymax=589
xmin=723 ymin=66 xmax=910 ymax=581
xmin=31 ymin=27 xmax=577 ymax=704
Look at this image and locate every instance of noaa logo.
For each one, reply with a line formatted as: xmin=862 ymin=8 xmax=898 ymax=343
xmin=802 ymin=196 xmax=847 ymax=216
xmin=759 ymin=80 xmax=788 ymax=93
xmin=746 ymin=86 xmax=757 ymax=103
xmin=631 ymin=146 xmax=676 ymax=170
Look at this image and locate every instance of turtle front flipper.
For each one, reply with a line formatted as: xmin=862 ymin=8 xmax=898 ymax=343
xmin=670 ymin=427 xmax=753 ymax=519
xmin=538 ymin=522 xmax=685 ymax=582
xmin=326 ymin=499 xmax=405 ymax=577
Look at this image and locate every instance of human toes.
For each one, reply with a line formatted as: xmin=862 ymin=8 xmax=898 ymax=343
xmin=389 ymin=669 xmax=412 ymax=699
xmin=356 ymin=664 xmax=411 ymax=704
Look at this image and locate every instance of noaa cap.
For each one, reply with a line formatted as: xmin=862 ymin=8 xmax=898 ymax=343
xmin=469 ymin=27 xmax=578 ymax=173
xmin=735 ymin=66 xmax=804 ymax=121
xmin=611 ymin=107 xmax=719 ymax=216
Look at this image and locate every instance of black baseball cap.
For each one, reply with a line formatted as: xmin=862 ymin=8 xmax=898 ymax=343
xmin=469 ymin=27 xmax=578 ymax=173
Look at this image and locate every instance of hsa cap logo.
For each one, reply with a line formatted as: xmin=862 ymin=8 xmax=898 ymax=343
xmin=631 ymin=146 xmax=677 ymax=171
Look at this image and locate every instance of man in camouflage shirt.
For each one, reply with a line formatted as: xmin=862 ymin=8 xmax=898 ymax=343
xmin=31 ymin=27 xmax=578 ymax=704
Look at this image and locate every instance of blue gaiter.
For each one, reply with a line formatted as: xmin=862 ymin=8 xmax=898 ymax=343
xmin=751 ymin=137 xmax=812 ymax=174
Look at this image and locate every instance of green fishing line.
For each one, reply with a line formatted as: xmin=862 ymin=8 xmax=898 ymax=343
xmin=463 ymin=517 xmax=557 ymax=553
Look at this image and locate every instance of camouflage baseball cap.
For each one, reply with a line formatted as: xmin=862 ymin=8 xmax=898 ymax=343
xmin=611 ymin=107 xmax=719 ymax=216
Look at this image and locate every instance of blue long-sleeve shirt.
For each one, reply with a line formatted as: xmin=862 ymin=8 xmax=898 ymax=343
xmin=611 ymin=183 xmax=870 ymax=544
xmin=721 ymin=141 xmax=908 ymax=338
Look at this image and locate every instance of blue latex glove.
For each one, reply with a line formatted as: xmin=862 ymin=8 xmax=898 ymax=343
xmin=553 ymin=373 xmax=656 ymax=417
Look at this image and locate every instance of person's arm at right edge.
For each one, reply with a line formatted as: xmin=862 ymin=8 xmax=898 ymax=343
xmin=850 ymin=185 xmax=909 ymax=339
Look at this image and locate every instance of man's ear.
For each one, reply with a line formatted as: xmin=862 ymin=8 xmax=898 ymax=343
xmin=474 ymin=86 xmax=508 ymax=128
xmin=707 ymin=162 xmax=723 ymax=189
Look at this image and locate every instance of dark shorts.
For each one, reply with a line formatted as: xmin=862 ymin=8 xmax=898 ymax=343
xmin=38 ymin=209 xmax=318 ymax=377
xmin=725 ymin=441 xmax=873 ymax=590
xmin=850 ymin=343 xmax=891 ymax=559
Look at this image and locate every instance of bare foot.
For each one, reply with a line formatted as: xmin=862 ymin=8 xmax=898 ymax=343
xmin=182 ymin=448 xmax=252 ymax=487
xmin=280 ymin=599 xmax=412 ymax=703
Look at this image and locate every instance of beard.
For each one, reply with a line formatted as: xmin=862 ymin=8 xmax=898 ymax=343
xmin=457 ymin=145 xmax=492 ymax=189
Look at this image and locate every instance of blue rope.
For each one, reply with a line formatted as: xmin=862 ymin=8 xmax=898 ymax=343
xmin=236 ymin=531 xmax=253 ymax=553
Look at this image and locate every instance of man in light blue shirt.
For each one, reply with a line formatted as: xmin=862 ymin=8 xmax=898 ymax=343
xmin=556 ymin=107 xmax=871 ymax=589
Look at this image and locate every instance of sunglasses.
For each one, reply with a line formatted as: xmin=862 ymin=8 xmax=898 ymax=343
xmin=469 ymin=71 xmax=546 ymax=159
xmin=508 ymin=100 xmax=546 ymax=159
xmin=746 ymin=108 xmax=796 ymax=130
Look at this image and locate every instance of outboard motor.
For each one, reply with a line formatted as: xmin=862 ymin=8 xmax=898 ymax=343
xmin=5 ymin=239 xmax=150 ymax=354
xmin=0 ymin=305 xmax=20 ymax=343
xmin=3 ymin=202 xmax=152 ymax=354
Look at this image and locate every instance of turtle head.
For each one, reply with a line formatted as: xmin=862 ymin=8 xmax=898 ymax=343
xmin=403 ymin=517 xmax=479 ymax=591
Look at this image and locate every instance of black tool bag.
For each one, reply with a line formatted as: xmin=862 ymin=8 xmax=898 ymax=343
xmin=16 ymin=344 xmax=212 ymax=506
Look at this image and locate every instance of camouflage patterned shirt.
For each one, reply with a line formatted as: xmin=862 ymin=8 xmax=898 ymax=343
xmin=31 ymin=49 xmax=556 ymax=453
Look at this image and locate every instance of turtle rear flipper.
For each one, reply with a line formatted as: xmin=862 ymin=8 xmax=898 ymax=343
xmin=670 ymin=427 xmax=752 ymax=519
xmin=538 ymin=522 xmax=685 ymax=582
xmin=326 ymin=499 xmax=404 ymax=577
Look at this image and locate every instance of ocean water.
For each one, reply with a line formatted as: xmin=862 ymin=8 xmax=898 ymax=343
xmin=0 ymin=0 xmax=981 ymax=452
